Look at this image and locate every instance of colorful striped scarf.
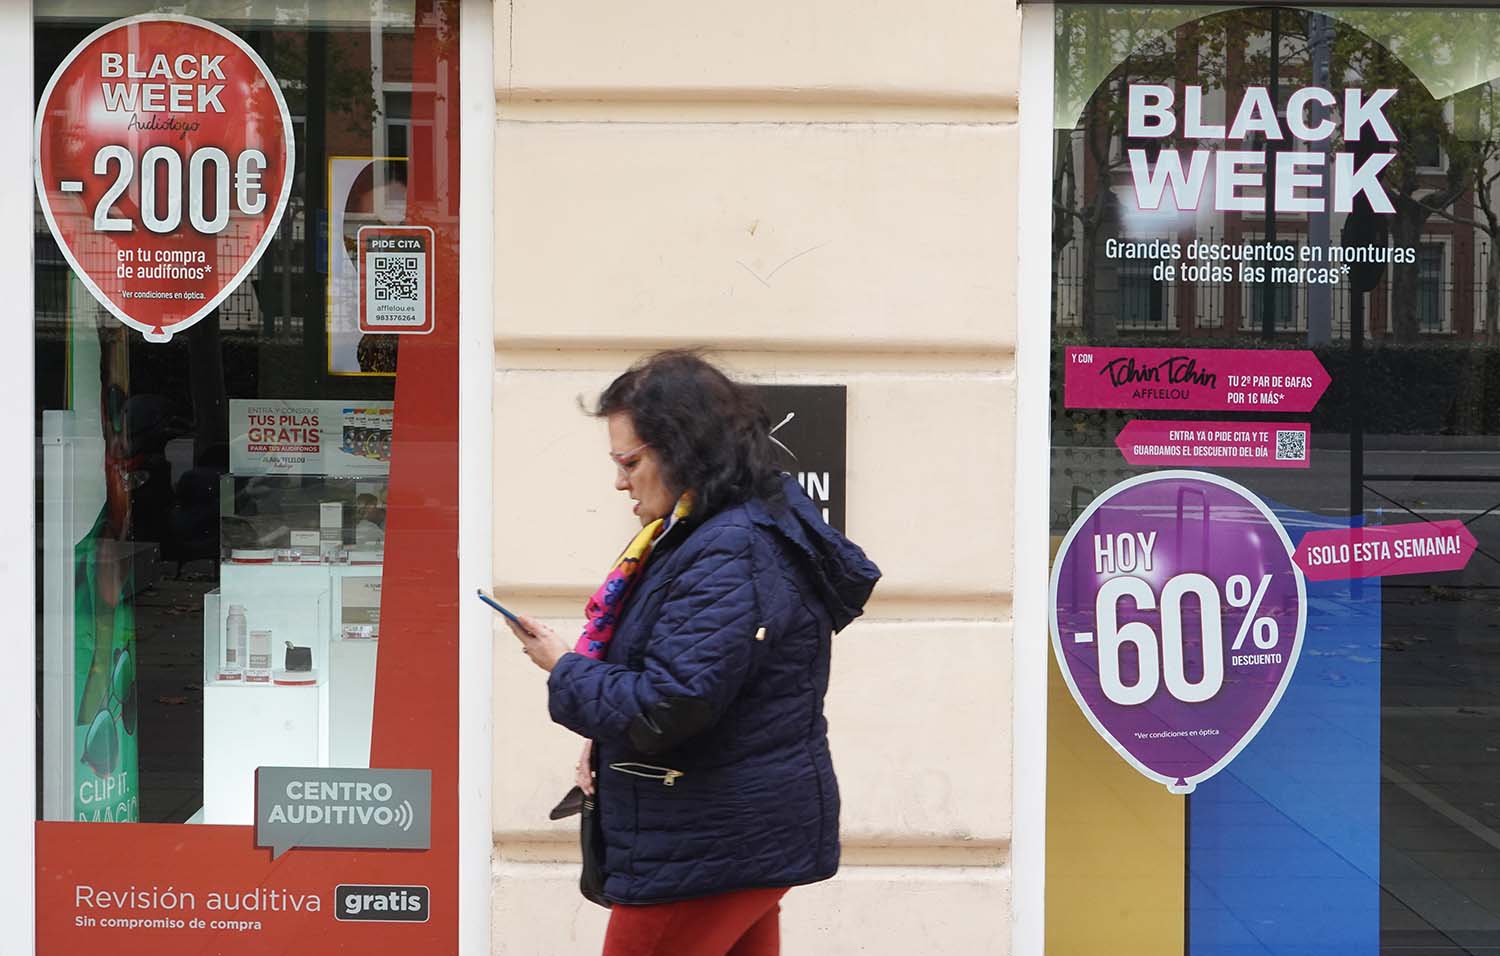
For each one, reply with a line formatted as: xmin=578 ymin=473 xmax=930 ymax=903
xmin=575 ymin=495 xmax=693 ymax=660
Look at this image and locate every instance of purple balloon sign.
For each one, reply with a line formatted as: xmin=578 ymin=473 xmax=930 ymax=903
xmin=1049 ymin=470 xmax=1306 ymax=793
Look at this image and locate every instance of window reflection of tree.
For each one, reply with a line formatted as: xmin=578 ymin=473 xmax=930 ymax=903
xmin=1053 ymin=6 xmax=1500 ymax=346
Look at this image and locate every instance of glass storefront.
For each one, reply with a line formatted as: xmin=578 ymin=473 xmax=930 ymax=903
xmin=1047 ymin=5 xmax=1500 ymax=953
xmin=31 ymin=2 xmax=463 ymax=949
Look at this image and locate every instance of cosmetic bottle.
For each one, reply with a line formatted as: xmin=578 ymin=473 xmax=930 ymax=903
xmin=219 ymin=604 xmax=247 ymax=680
xmin=246 ymin=628 xmax=273 ymax=683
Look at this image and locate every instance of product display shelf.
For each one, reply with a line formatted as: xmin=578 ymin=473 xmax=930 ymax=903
xmin=328 ymin=564 xmax=382 ymax=768
xmin=200 ymin=560 xmax=382 ymax=824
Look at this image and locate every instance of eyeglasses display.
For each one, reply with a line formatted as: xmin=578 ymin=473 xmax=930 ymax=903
xmin=80 ymin=648 xmax=136 ymax=781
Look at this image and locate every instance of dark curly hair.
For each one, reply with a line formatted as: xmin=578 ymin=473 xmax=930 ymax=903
xmin=594 ymin=350 xmax=784 ymax=519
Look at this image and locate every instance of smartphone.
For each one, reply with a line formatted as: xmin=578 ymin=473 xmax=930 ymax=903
xmin=475 ymin=588 xmax=525 ymax=627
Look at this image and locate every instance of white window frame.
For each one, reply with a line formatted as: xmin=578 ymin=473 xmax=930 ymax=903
xmin=457 ymin=1 xmax=496 ymax=950
xmin=0 ymin=0 xmax=35 ymax=948
xmin=1013 ymin=5 xmax=1054 ymax=956
xmin=3 ymin=3 xmax=494 ymax=951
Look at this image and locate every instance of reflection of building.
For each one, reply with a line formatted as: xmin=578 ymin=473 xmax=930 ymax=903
xmin=23 ymin=1 xmax=1500 ymax=953
xmin=1054 ymin=7 xmax=1496 ymax=341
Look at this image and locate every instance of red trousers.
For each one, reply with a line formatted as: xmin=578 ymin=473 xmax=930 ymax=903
xmin=602 ymin=887 xmax=789 ymax=956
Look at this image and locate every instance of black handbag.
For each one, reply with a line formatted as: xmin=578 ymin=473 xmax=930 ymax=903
xmin=549 ymin=785 xmax=612 ymax=909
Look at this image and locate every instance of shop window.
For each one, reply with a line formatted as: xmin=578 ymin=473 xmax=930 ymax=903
xmin=1048 ymin=7 xmax=1500 ymax=954
xmin=32 ymin=2 xmax=464 ymax=949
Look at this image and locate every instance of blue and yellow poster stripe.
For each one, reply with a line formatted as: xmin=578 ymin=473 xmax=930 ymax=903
xmin=1046 ymin=513 xmax=1382 ymax=955
xmin=1046 ymin=646 xmax=1186 ymax=954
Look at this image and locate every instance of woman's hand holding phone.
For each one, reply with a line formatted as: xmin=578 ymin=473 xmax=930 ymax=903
xmin=475 ymin=588 xmax=524 ymax=625
xmin=479 ymin=589 xmax=571 ymax=672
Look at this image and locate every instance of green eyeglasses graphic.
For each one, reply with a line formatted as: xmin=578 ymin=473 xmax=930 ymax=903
xmin=81 ymin=647 xmax=137 ymax=778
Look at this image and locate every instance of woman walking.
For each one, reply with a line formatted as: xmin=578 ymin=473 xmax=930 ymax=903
xmin=504 ymin=350 xmax=880 ymax=956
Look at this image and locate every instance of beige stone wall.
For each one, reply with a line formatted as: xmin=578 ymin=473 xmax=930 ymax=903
xmin=491 ymin=3 xmax=1021 ymax=952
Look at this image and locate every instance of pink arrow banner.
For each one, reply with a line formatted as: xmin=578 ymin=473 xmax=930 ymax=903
xmin=1115 ymin=420 xmax=1310 ymax=469
xmin=1294 ymin=520 xmax=1478 ymax=581
xmin=1066 ymin=347 xmax=1331 ymax=412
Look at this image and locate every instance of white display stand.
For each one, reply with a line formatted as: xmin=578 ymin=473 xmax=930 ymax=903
xmin=327 ymin=641 xmax=378 ymax=767
xmin=202 ymin=684 xmax=322 ymax=824
xmin=328 ymin=566 xmax=382 ymax=768
xmin=216 ymin=562 xmax=333 ymax=673
xmin=200 ymin=561 xmax=381 ymax=825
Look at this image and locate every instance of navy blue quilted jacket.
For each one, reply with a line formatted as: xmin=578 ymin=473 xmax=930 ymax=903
xmin=547 ymin=475 xmax=880 ymax=904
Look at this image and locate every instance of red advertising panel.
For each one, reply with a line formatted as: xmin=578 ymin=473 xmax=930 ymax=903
xmin=33 ymin=6 xmax=462 ymax=952
xmin=34 ymin=15 xmax=293 ymax=342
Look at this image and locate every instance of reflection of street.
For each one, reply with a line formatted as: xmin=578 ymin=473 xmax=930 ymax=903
xmin=1055 ymin=442 xmax=1500 ymax=949
xmin=1381 ymin=586 xmax=1500 ymax=952
xmin=1054 ymin=446 xmax=1500 ymax=588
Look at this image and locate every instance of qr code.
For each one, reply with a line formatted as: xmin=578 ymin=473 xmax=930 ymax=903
xmin=373 ymin=255 xmax=420 ymax=302
xmin=1275 ymin=429 xmax=1307 ymax=461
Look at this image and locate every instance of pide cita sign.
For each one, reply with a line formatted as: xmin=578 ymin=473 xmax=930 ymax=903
xmin=34 ymin=15 xmax=293 ymax=342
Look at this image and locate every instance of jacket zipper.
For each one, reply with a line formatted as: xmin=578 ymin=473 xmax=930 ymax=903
xmin=608 ymin=762 xmax=685 ymax=787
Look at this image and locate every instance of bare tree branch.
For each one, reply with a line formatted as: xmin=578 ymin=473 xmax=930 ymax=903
xmin=1419 ymin=198 xmax=1482 ymax=230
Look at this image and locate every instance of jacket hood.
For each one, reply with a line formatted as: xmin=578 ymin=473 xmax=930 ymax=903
xmin=748 ymin=474 xmax=881 ymax=632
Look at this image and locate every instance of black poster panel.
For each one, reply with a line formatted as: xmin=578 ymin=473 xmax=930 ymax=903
xmin=754 ymin=385 xmax=847 ymax=533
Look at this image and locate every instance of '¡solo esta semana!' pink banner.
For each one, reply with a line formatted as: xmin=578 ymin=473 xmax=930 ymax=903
xmin=1116 ymin=420 xmax=1310 ymax=469
xmin=1293 ymin=520 xmax=1478 ymax=581
xmin=1066 ymin=347 xmax=1331 ymax=412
